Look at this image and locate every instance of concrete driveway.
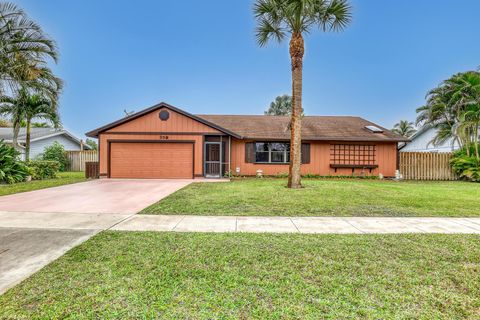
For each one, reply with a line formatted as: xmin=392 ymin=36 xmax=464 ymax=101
xmin=0 ymin=178 xmax=193 ymax=294
xmin=0 ymin=179 xmax=193 ymax=214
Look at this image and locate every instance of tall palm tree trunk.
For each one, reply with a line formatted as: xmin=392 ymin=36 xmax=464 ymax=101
xmin=12 ymin=120 xmax=20 ymax=151
xmin=25 ymin=118 xmax=31 ymax=161
xmin=474 ymin=123 xmax=479 ymax=160
xmin=288 ymin=32 xmax=304 ymax=189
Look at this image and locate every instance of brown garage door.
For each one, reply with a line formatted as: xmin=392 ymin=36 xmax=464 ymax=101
xmin=109 ymin=142 xmax=194 ymax=179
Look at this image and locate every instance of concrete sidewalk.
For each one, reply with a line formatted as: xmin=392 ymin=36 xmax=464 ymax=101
xmin=0 ymin=211 xmax=132 ymax=230
xmin=2 ymin=212 xmax=479 ymax=294
xmin=0 ymin=211 xmax=131 ymax=294
xmin=0 ymin=228 xmax=96 ymax=294
xmin=113 ymin=215 xmax=480 ymax=234
xmin=2 ymin=212 xmax=480 ymax=234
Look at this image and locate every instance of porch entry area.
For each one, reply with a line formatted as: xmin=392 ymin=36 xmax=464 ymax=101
xmin=204 ymin=136 xmax=230 ymax=178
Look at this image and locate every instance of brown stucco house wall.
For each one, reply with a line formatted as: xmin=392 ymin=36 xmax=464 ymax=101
xmin=86 ymin=102 xmax=407 ymax=179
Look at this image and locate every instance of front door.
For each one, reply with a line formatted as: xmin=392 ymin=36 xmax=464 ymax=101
xmin=205 ymin=142 xmax=221 ymax=178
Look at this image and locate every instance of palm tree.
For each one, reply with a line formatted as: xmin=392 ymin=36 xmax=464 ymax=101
xmin=265 ymin=94 xmax=292 ymax=115
xmin=0 ymin=89 xmax=59 ymax=160
xmin=391 ymin=120 xmax=416 ymax=138
xmin=0 ymin=92 xmax=24 ymax=150
xmin=417 ymin=71 xmax=480 ymax=157
xmin=254 ymin=0 xmax=352 ymax=188
xmin=459 ymin=104 xmax=480 ymax=159
xmin=0 ymin=2 xmax=62 ymax=150
xmin=0 ymin=2 xmax=59 ymax=95
xmin=454 ymin=72 xmax=480 ymax=159
xmin=416 ymin=85 xmax=458 ymax=147
xmin=31 ymin=122 xmax=51 ymax=128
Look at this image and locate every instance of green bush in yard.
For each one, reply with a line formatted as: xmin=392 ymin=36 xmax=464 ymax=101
xmin=0 ymin=140 xmax=29 ymax=184
xmin=450 ymin=146 xmax=480 ymax=182
xmin=26 ymin=160 xmax=60 ymax=180
xmin=41 ymin=142 xmax=68 ymax=172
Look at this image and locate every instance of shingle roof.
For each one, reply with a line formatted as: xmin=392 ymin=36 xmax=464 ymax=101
xmin=0 ymin=127 xmax=90 ymax=147
xmin=197 ymin=115 xmax=408 ymax=142
xmin=0 ymin=127 xmax=62 ymax=142
xmin=85 ymin=102 xmax=408 ymax=142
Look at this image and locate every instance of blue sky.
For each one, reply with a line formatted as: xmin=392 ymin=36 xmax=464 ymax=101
xmin=15 ymin=0 xmax=480 ymax=139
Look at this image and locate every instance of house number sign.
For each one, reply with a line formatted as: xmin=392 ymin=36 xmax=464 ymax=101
xmin=159 ymin=135 xmax=169 ymax=140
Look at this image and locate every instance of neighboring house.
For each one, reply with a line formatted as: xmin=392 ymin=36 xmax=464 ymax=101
xmin=0 ymin=127 xmax=90 ymax=160
xmin=400 ymin=126 xmax=460 ymax=153
xmin=86 ymin=102 xmax=408 ymax=179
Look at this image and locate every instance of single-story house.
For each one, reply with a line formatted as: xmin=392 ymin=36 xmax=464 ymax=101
xmin=400 ymin=125 xmax=460 ymax=152
xmin=0 ymin=127 xmax=90 ymax=160
xmin=86 ymin=102 xmax=408 ymax=179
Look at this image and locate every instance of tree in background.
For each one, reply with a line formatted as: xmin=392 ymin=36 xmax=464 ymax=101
xmin=31 ymin=122 xmax=52 ymax=128
xmin=417 ymin=70 xmax=480 ymax=182
xmin=0 ymin=93 xmax=24 ymax=149
xmin=23 ymin=92 xmax=58 ymax=161
xmin=254 ymin=0 xmax=352 ymax=188
xmin=16 ymin=119 xmax=51 ymax=127
xmin=86 ymin=138 xmax=98 ymax=150
xmin=417 ymin=71 xmax=480 ymax=158
xmin=0 ymin=118 xmax=11 ymax=127
xmin=391 ymin=120 xmax=416 ymax=138
xmin=265 ymin=95 xmax=292 ymax=115
xmin=0 ymin=90 xmax=59 ymax=161
xmin=0 ymin=2 xmax=62 ymax=149
xmin=452 ymin=72 xmax=480 ymax=159
xmin=0 ymin=2 xmax=61 ymax=95
xmin=42 ymin=141 xmax=68 ymax=171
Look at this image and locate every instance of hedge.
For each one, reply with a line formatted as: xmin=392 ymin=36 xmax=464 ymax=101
xmin=26 ymin=160 xmax=60 ymax=180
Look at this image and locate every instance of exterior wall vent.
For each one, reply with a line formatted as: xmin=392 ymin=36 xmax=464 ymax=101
xmin=159 ymin=110 xmax=170 ymax=121
xmin=365 ymin=125 xmax=384 ymax=133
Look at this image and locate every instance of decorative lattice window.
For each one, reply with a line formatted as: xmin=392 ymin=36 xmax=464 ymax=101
xmin=330 ymin=144 xmax=376 ymax=166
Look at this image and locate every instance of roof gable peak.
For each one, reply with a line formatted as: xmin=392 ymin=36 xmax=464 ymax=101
xmin=86 ymin=102 xmax=241 ymax=138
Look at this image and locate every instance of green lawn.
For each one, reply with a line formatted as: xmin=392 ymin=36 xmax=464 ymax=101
xmin=0 ymin=172 xmax=86 ymax=196
xmin=140 ymin=178 xmax=480 ymax=217
xmin=1 ymin=232 xmax=479 ymax=319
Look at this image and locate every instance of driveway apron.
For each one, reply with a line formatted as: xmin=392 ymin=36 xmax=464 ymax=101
xmin=0 ymin=179 xmax=192 ymax=294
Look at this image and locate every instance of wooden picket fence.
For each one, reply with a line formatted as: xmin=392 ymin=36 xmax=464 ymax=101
xmin=66 ymin=150 xmax=458 ymax=180
xmin=65 ymin=150 xmax=98 ymax=172
xmin=399 ymin=152 xmax=458 ymax=181
xmin=85 ymin=161 xmax=100 ymax=179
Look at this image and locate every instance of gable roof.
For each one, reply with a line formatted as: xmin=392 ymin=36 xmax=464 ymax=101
xmin=0 ymin=127 xmax=90 ymax=149
xmin=399 ymin=124 xmax=463 ymax=151
xmin=85 ymin=102 xmax=242 ymax=138
xmin=85 ymin=102 xmax=408 ymax=142
xmin=404 ymin=124 xmax=429 ymax=142
xmin=198 ymin=115 xmax=408 ymax=142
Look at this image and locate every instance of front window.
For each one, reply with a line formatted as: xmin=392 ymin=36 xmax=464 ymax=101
xmin=255 ymin=142 xmax=290 ymax=163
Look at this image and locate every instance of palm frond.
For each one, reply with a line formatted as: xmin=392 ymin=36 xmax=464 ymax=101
xmin=317 ymin=0 xmax=352 ymax=32
xmin=253 ymin=0 xmax=352 ymax=46
xmin=0 ymin=2 xmax=60 ymax=98
xmin=418 ymin=70 xmax=480 ymax=150
xmin=255 ymin=17 xmax=286 ymax=47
